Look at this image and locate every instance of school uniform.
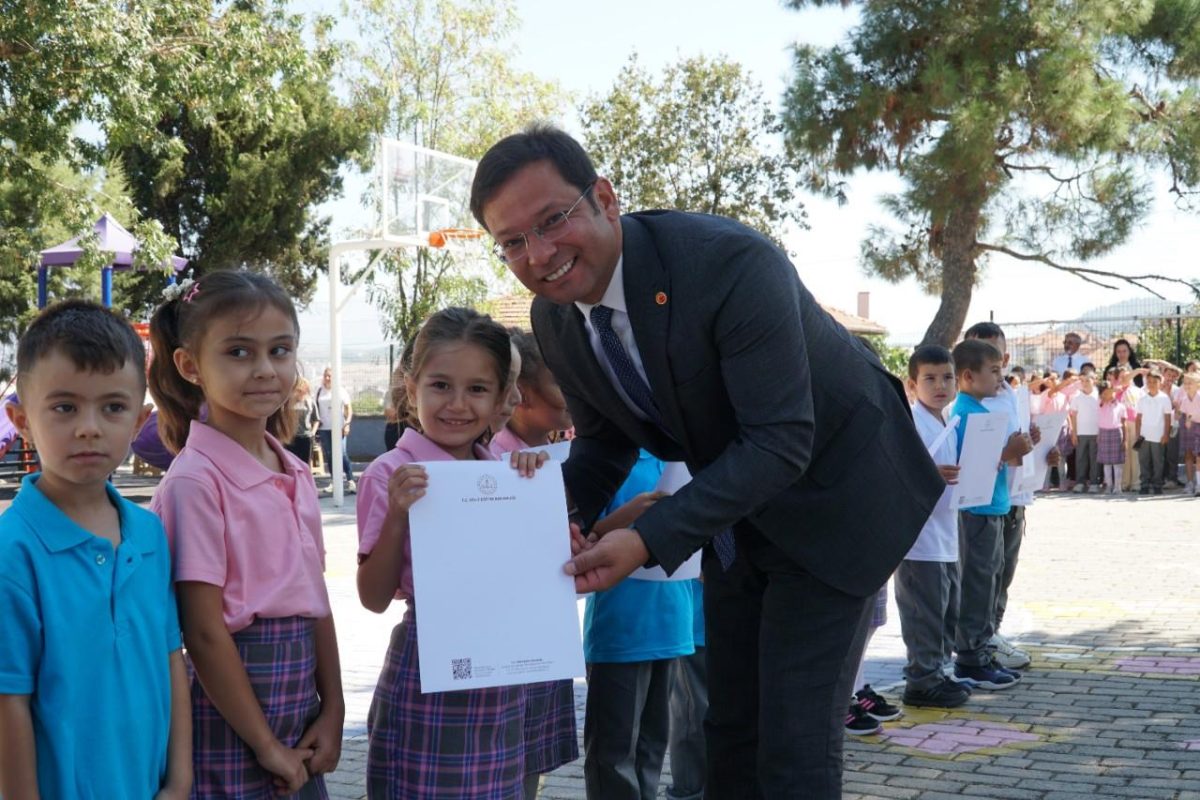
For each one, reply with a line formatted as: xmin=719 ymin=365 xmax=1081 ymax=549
xmin=982 ymin=382 xmax=1029 ymax=634
xmin=1121 ymin=385 xmax=1143 ymax=490
xmin=582 ymin=451 xmax=696 ymax=800
xmin=1177 ymin=393 xmax=1200 ymax=455
xmin=488 ymin=427 xmax=579 ymax=787
xmin=358 ymin=428 xmax=527 ymax=798
xmin=665 ymin=579 xmax=707 ymax=800
xmin=950 ymin=394 xmax=1010 ymax=668
xmin=1097 ymin=403 xmax=1125 ymax=465
xmin=151 ymin=421 xmax=331 ymax=799
xmin=0 ymin=476 xmax=180 ymax=799
xmin=1137 ymin=392 xmax=1175 ymax=490
xmin=1070 ymin=390 xmax=1102 ymax=487
xmin=895 ymin=404 xmax=960 ymax=693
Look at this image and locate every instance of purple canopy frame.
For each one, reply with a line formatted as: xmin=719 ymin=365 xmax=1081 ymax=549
xmin=37 ymin=213 xmax=188 ymax=308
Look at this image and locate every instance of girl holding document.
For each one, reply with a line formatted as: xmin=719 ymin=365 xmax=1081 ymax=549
xmin=355 ymin=308 xmax=550 ymax=799
xmin=490 ymin=327 xmax=579 ymax=798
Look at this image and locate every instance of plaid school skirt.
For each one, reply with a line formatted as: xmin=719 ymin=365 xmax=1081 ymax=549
xmin=1098 ymin=428 xmax=1125 ymax=465
xmin=1184 ymin=422 xmax=1200 ymax=455
xmin=367 ymin=612 xmax=527 ymax=798
xmin=188 ymin=616 xmax=327 ymax=799
xmin=522 ymin=680 xmax=578 ymax=776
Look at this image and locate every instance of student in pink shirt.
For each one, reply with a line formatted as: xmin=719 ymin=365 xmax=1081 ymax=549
xmin=1096 ymin=381 xmax=1126 ymax=495
xmin=148 ymin=271 xmax=343 ymax=797
xmin=356 ymin=308 xmax=549 ymax=798
xmin=1177 ymin=373 xmax=1200 ymax=496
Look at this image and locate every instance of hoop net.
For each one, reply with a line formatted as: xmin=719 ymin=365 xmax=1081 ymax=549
xmin=428 ymin=227 xmax=487 ymax=248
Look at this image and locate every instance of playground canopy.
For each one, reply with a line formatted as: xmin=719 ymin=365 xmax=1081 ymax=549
xmin=38 ymin=213 xmax=188 ymax=307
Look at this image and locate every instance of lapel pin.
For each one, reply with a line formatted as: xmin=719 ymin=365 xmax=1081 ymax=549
xmin=655 ymin=291 xmax=668 ymax=306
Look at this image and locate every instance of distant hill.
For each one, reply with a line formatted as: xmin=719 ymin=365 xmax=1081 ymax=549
xmin=1077 ymin=296 xmax=1192 ymax=322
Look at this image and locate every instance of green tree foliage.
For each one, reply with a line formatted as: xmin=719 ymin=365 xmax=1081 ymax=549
xmin=342 ymin=0 xmax=564 ymax=344
xmin=782 ymin=0 xmax=1200 ymax=347
xmin=581 ymin=54 xmax=806 ymax=244
xmin=1137 ymin=306 xmax=1200 ymax=363
xmin=1 ymin=0 xmax=371 ymax=328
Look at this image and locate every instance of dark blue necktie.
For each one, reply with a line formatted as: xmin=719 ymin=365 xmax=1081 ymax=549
xmin=589 ymin=304 xmax=663 ymax=427
xmin=589 ymin=304 xmax=736 ymax=570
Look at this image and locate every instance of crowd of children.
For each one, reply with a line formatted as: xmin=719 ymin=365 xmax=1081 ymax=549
xmin=0 ymin=272 xmax=708 ymax=800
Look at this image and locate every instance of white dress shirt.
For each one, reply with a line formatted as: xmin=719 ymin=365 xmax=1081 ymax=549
xmin=1052 ymin=351 xmax=1086 ymax=376
xmin=575 ymin=255 xmax=655 ymax=422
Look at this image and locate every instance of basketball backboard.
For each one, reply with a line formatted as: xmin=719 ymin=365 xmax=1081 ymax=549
xmin=378 ymin=139 xmax=483 ymax=252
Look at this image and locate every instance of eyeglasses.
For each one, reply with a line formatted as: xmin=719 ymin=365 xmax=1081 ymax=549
xmin=491 ymin=182 xmax=596 ymax=263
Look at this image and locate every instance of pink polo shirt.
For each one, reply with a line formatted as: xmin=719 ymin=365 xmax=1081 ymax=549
xmin=488 ymin=427 xmax=530 ymax=458
xmin=1098 ymin=402 xmax=1124 ymax=430
xmin=151 ymin=421 xmax=331 ymax=633
xmin=356 ymin=427 xmax=496 ymax=602
xmin=1178 ymin=392 xmax=1200 ymax=424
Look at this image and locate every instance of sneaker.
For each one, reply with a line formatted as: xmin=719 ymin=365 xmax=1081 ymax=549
xmin=844 ymin=703 xmax=882 ymax=735
xmin=1139 ymin=487 xmax=1150 ymax=496
xmin=953 ymin=661 xmax=1020 ymax=690
xmin=991 ymin=634 xmax=1032 ymax=670
xmin=903 ymin=677 xmax=972 ymax=708
xmin=344 ymin=479 xmax=357 ymax=495
xmin=854 ymin=685 xmax=902 ymax=721
xmin=1073 ymin=484 xmax=1086 ymax=493
xmin=1153 ymin=486 xmax=1163 ymax=495
xmin=1185 ymin=481 xmax=1194 ymax=494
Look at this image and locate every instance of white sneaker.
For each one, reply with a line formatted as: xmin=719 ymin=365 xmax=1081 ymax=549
xmin=1186 ymin=481 xmax=1195 ymax=494
xmin=344 ymin=479 xmax=357 ymax=495
xmin=1073 ymin=484 xmax=1086 ymax=493
xmin=991 ymin=633 xmax=1031 ymax=670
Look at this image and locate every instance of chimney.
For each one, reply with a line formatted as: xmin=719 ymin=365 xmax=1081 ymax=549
xmin=857 ymin=291 xmax=870 ymax=319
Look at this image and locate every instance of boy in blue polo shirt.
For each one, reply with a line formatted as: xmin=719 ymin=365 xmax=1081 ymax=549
xmin=949 ymin=339 xmax=1030 ymax=691
xmin=0 ymin=301 xmax=191 ymax=798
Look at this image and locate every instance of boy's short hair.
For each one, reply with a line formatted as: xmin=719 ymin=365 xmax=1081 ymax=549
xmin=17 ymin=300 xmax=147 ymax=392
xmin=1009 ymin=365 xmax=1026 ymax=378
xmin=1147 ymin=368 xmax=1163 ymax=379
xmin=951 ymin=339 xmax=1002 ymax=377
xmin=907 ymin=344 xmax=953 ymax=380
xmin=962 ymin=321 xmax=1006 ymax=342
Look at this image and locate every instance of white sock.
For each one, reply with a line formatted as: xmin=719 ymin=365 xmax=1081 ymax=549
xmin=1113 ymin=465 xmax=1123 ymax=491
xmin=1104 ymin=464 xmax=1114 ymax=489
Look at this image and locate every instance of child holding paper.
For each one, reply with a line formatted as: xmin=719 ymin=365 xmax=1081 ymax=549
xmin=490 ymin=327 xmax=579 ymax=798
xmin=949 ymin=339 xmax=1029 ymax=691
xmin=355 ymin=308 xmax=548 ymax=798
xmin=894 ymin=345 xmax=972 ymax=709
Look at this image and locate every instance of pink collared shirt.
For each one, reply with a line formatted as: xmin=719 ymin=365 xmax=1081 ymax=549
xmin=1098 ymin=402 xmax=1124 ymax=430
xmin=488 ymin=427 xmax=530 ymax=458
xmin=1178 ymin=392 xmax=1200 ymax=425
xmin=356 ymin=427 xmax=496 ymax=602
xmin=151 ymin=421 xmax=330 ymax=633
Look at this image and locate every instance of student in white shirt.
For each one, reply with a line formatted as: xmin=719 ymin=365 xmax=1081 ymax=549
xmin=1069 ymin=374 xmax=1101 ymax=492
xmin=1136 ymin=370 xmax=1174 ymax=495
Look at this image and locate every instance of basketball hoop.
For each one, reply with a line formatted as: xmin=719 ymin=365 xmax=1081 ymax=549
xmin=428 ymin=227 xmax=487 ymax=249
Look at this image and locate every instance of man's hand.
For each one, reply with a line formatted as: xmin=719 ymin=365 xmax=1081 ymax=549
xmin=564 ymin=527 xmax=650 ymax=593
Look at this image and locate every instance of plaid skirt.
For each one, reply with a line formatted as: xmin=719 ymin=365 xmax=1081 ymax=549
xmin=1184 ymin=422 xmax=1200 ymax=455
xmin=1098 ymin=428 xmax=1125 ymax=464
xmin=522 ymin=680 xmax=578 ymax=775
xmin=188 ymin=616 xmax=327 ymax=799
xmin=367 ymin=613 xmax=526 ymax=798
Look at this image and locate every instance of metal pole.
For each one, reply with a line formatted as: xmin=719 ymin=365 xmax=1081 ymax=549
xmin=329 ymin=250 xmax=345 ymax=508
xmin=1176 ymin=305 xmax=1183 ymax=366
xmin=37 ymin=267 xmax=48 ymax=309
xmin=101 ymin=266 xmax=113 ymax=308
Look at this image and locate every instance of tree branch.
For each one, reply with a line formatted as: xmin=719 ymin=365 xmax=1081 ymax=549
xmin=975 ymin=242 xmax=1200 ymax=299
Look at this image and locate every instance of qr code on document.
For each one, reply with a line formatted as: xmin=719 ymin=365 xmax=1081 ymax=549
xmin=451 ymin=658 xmax=473 ymax=680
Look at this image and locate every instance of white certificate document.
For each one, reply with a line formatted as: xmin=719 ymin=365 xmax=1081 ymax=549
xmin=629 ymin=462 xmax=703 ymax=582
xmin=1016 ymin=387 xmax=1035 ymax=486
xmin=502 ymin=440 xmax=572 ymax=462
xmin=1016 ymin=412 xmax=1068 ymax=495
xmin=951 ymin=412 xmax=1010 ymax=509
xmin=407 ymin=460 xmax=585 ymax=693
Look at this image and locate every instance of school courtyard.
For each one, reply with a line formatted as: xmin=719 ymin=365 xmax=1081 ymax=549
xmin=4 ymin=474 xmax=1196 ymax=798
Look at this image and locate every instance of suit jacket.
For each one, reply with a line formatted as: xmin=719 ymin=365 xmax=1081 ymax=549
xmin=532 ymin=211 xmax=944 ymax=597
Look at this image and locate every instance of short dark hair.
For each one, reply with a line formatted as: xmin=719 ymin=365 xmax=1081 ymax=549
xmin=17 ymin=300 xmax=146 ymax=393
xmin=907 ymin=344 xmax=953 ymax=380
xmin=470 ymin=123 xmax=600 ymax=229
xmin=962 ymin=321 xmax=1006 ymax=342
xmin=1009 ymin=365 xmax=1026 ymax=378
xmin=952 ymin=339 xmax=1002 ymax=376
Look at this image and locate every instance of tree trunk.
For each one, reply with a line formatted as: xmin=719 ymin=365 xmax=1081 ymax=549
xmin=920 ymin=193 xmax=986 ymax=348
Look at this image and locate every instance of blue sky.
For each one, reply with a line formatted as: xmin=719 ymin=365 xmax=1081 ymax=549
xmin=300 ymin=0 xmax=1200 ymax=348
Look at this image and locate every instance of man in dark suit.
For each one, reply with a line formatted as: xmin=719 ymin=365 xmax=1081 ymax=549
xmin=471 ymin=125 xmax=944 ymax=798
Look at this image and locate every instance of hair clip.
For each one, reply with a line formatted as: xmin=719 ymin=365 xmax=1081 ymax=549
xmin=183 ymin=282 xmax=201 ymax=303
xmin=161 ymin=278 xmax=196 ymax=303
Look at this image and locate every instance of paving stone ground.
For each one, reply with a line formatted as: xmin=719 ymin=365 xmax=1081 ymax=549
xmin=6 ymin=472 xmax=1196 ymax=798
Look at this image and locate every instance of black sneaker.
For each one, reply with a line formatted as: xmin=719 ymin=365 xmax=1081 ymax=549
xmin=844 ymin=702 xmax=882 ymax=735
xmin=953 ymin=660 xmax=1020 ymax=690
xmin=903 ymin=677 xmax=972 ymax=708
xmin=1153 ymin=486 xmax=1163 ymax=495
xmin=854 ymin=684 xmax=902 ymax=721
xmin=1139 ymin=487 xmax=1150 ymax=495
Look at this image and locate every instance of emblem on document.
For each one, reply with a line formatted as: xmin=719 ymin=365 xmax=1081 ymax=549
xmin=477 ymin=474 xmax=498 ymax=496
